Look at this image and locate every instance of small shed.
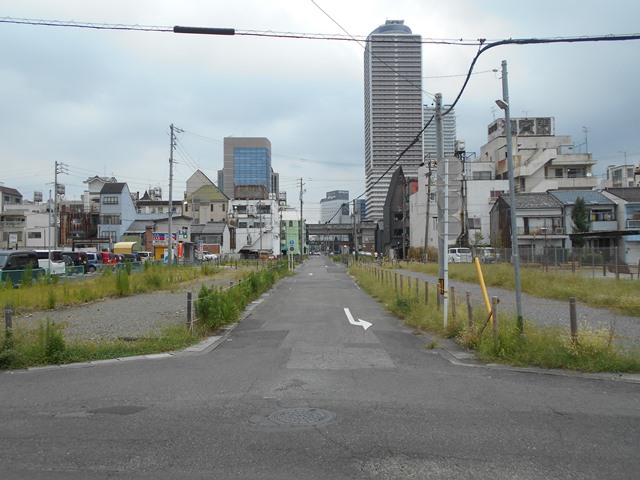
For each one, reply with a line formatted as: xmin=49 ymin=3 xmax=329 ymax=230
xmin=113 ymin=241 xmax=140 ymax=254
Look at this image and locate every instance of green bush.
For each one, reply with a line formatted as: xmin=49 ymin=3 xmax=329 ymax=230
xmin=115 ymin=269 xmax=130 ymax=296
xmin=38 ymin=320 xmax=67 ymax=364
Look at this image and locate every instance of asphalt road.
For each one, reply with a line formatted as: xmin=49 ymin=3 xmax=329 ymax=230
xmin=1 ymin=256 xmax=639 ymax=479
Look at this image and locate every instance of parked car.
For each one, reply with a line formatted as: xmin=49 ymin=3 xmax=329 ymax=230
xmin=136 ymin=251 xmax=153 ymax=262
xmin=447 ymin=247 xmax=473 ymax=263
xmin=64 ymin=251 xmax=90 ymax=273
xmin=202 ymin=252 xmax=218 ymax=261
xmin=34 ymin=249 xmax=67 ymax=275
xmin=0 ymin=250 xmax=44 ymax=285
xmin=478 ymin=247 xmax=500 ymax=263
xmin=85 ymin=252 xmax=102 ymax=272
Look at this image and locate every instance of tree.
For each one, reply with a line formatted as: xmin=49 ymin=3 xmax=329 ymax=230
xmin=571 ymin=197 xmax=590 ymax=247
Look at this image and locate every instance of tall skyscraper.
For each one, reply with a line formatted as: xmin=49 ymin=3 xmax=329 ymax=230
xmin=423 ymin=104 xmax=457 ymax=160
xmin=220 ymin=137 xmax=277 ymax=200
xmin=364 ymin=20 xmax=423 ymax=221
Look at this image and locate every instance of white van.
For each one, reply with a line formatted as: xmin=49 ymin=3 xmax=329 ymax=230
xmin=34 ymin=249 xmax=67 ymax=275
xmin=447 ymin=247 xmax=473 ymax=263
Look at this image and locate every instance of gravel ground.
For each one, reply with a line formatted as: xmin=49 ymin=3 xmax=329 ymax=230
xmin=11 ymin=273 xmax=243 ymax=342
xmin=399 ymin=269 xmax=640 ymax=352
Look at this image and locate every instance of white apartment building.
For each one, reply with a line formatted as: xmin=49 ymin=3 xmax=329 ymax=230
xmin=480 ymin=117 xmax=598 ymax=193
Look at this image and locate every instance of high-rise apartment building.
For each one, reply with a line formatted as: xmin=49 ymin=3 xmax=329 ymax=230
xmin=364 ymin=20 xmax=423 ymax=221
xmin=219 ymin=137 xmax=277 ymax=200
xmin=423 ymin=104 xmax=457 ymax=160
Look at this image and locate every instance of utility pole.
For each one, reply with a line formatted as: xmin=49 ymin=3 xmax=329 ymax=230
xmin=402 ymin=176 xmax=407 ymax=260
xmin=435 ymin=93 xmax=450 ymax=328
xmin=424 ymin=156 xmax=432 ymax=262
xmin=53 ymin=161 xmax=67 ymax=249
xmin=298 ymin=178 xmax=305 ymax=256
xmin=168 ymin=124 xmax=177 ymax=266
xmin=497 ymin=60 xmax=524 ymax=332
xmin=353 ymin=199 xmax=358 ymax=256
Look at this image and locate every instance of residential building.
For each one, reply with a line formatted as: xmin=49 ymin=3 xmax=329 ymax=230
xmin=601 ymin=164 xmax=636 ymax=189
xmin=320 ymin=190 xmax=350 ymax=224
xmin=230 ymin=198 xmax=279 ymax=258
xmin=97 ymin=183 xmax=137 ymax=246
xmin=601 ymin=187 xmax=640 ymax=264
xmin=220 ymin=137 xmax=278 ymax=201
xmin=489 ymin=192 xmax=565 ymax=256
xmin=364 ymin=20 xmax=423 ymax=221
xmin=480 ymin=117 xmax=598 ymax=193
xmin=182 ymin=170 xmax=229 ymax=225
xmin=0 ymin=186 xmax=25 ymax=248
xmin=280 ymin=207 xmax=305 ymax=256
xmin=82 ymin=176 xmax=118 ymax=214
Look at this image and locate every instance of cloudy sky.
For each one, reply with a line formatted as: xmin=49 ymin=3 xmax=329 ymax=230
xmin=2 ymin=0 xmax=639 ymax=223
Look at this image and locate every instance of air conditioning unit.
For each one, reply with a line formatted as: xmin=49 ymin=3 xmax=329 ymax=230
xmin=539 ymin=227 xmax=549 ymax=234
xmin=555 ymin=227 xmax=565 ymax=235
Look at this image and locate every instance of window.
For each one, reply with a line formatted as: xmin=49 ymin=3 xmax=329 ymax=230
xmin=289 ymin=221 xmax=293 ymax=227
xmin=27 ymin=231 xmax=42 ymax=239
xmin=473 ymin=171 xmax=492 ymax=180
xmin=554 ymin=168 xmax=563 ymax=178
xmin=100 ymin=214 xmax=121 ymax=225
xmin=102 ymin=196 xmax=119 ymax=205
xmin=467 ymin=217 xmax=481 ymax=229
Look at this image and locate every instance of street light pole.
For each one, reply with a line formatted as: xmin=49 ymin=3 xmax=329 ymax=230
xmin=496 ymin=59 xmax=524 ymax=332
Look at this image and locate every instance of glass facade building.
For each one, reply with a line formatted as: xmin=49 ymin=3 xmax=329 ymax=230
xmin=221 ymin=137 xmax=274 ymax=200
xmin=233 ymin=147 xmax=272 ymax=193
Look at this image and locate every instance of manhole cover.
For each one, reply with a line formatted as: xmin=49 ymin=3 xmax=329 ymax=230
xmin=268 ymin=407 xmax=335 ymax=427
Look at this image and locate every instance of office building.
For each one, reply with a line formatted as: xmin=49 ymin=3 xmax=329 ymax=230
xmin=320 ymin=190 xmax=350 ymax=224
xmin=364 ymin=20 xmax=423 ymax=221
xmin=219 ymin=137 xmax=278 ymax=200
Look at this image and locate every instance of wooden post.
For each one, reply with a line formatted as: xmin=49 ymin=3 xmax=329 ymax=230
xmin=187 ymin=292 xmax=193 ymax=329
xmin=466 ymin=292 xmax=473 ymax=330
xmin=569 ymin=296 xmax=578 ymax=344
xmin=416 ymin=279 xmax=419 ymax=299
xmin=424 ymin=281 xmax=429 ymax=304
xmin=4 ymin=305 xmax=12 ymax=332
xmin=400 ymin=275 xmax=403 ymax=294
xmin=394 ymin=272 xmax=397 ymax=291
xmin=451 ymin=286 xmax=457 ymax=321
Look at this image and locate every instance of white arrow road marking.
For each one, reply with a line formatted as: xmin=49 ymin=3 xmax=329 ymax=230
xmin=344 ymin=307 xmax=372 ymax=331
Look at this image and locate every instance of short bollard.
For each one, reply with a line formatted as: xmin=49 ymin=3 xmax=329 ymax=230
xmin=569 ymin=296 xmax=578 ymax=344
xmin=4 ymin=305 xmax=12 ymax=332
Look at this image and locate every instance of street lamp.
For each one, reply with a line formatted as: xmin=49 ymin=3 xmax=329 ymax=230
xmin=496 ymin=59 xmax=524 ymax=332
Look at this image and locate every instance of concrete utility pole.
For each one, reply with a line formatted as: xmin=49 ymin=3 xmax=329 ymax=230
xmin=298 ymin=178 xmax=305 ymax=256
xmin=53 ymin=161 xmax=67 ymax=249
xmin=437 ymin=94 xmax=451 ymax=328
xmin=353 ymin=199 xmax=358 ymax=256
xmin=424 ymin=156 xmax=432 ymax=263
xmin=168 ymin=124 xmax=175 ymax=266
xmin=496 ymin=60 xmax=524 ymax=332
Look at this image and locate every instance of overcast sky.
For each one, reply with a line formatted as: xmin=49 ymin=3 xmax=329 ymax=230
xmin=2 ymin=0 xmax=639 ymax=223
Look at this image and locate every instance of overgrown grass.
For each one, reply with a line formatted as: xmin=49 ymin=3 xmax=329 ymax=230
xmin=401 ymin=261 xmax=640 ymax=317
xmin=0 ymin=263 xmax=227 ymax=314
xmin=0 ymin=261 xmax=290 ymax=369
xmin=0 ymin=322 xmax=199 ymax=369
xmin=350 ymin=265 xmax=640 ymax=373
